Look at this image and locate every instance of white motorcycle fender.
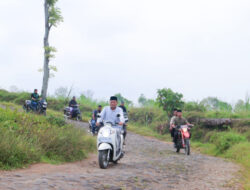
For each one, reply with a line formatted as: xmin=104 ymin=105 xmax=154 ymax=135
xmin=98 ymin=143 xmax=112 ymax=151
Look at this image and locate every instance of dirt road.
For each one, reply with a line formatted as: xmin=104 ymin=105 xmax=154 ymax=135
xmin=0 ymin=121 xmax=241 ymax=190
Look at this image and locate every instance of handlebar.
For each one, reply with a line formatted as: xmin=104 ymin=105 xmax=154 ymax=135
xmin=173 ymin=124 xmax=194 ymax=129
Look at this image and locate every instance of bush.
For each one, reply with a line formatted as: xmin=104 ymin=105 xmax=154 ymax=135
xmin=0 ymin=107 xmax=95 ymax=169
xmin=128 ymin=107 xmax=166 ymax=125
xmin=46 ymin=115 xmax=66 ymax=126
xmin=0 ymin=129 xmax=41 ymax=169
xmin=184 ymin=111 xmax=205 ymax=124
xmin=209 ymin=132 xmax=247 ymax=153
xmin=225 ymin=142 xmax=250 ymax=168
xmin=191 ymin=126 xmax=207 ymax=141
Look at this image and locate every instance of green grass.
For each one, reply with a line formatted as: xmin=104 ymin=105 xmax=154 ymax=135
xmin=127 ymin=124 xmax=171 ymax=142
xmin=192 ymin=131 xmax=250 ymax=190
xmin=0 ymin=105 xmax=96 ymax=170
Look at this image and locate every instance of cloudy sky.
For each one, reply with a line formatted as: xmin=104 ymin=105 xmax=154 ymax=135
xmin=0 ymin=0 xmax=250 ymax=103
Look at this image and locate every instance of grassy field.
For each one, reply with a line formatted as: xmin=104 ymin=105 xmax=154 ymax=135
xmin=0 ymin=102 xmax=96 ymax=170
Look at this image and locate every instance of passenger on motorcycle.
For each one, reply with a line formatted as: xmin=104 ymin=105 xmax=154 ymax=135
xmin=31 ymin=89 xmax=39 ymax=110
xmin=169 ymin=108 xmax=178 ymax=143
xmin=172 ymin=110 xmax=192 ymax=147
xmin=96 ymin=96 xmax=125 ymax=127
xmin=91 ymin=105 xmax=102 ymax=134
xmin=119 ymin=101 xmax=128 ymax=143
xmin=69 ymin=96 xmax=77 ymax=117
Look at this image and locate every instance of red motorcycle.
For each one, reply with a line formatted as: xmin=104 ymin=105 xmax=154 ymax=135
xmin=175 ymin=125 xmax=193 ymax=155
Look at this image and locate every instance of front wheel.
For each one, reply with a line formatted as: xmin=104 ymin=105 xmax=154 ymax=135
xmin=98 ymin=150 xmax=109 ymax=169
xmin=184 ymin=139 xmax=190 ymax=155
xmin=43 ymin=111 xmax=47 ymax=116
xmin=176 ymin=139 xmax=181 ymax=153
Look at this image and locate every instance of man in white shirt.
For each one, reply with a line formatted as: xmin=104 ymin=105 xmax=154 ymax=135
xmin=96 ymin=96 xmax=125 ymax=126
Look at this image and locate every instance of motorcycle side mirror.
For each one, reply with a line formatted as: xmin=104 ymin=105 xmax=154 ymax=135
xmin=117 ymin=114 xmax=120 ymax=117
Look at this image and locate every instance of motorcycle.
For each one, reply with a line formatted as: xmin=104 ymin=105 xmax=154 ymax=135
xmin=88 ymin=119 xmax=101 ymax=135
xmin=23 ymin=99 xmax=47 ymax=115
xmin=64 ymin=105 xmax=82 ymax=121
xmin=175 ymin=125 xmax=192 ymax=155
xmin=97 ymin=120 xmax=124 ymax=169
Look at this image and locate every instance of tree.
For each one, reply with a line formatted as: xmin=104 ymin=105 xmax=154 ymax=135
xmin=138 ymin=94 xmax=147 ymax=106
xmin=41 ymin=0 xmax=63 ymax=99
xmin=83 ymin=90 xmax=94 ymax=99
xmin=156 ymin=88 xmax=184 ymax=118
xmin=183 ymin=101 xmax=207 ymax=112
xmin=234 ymin=99 xmax=245 ymax=112
xmin=138 ymin=94 xmax=156 ymax=107
xmin=54 ymin=87 xmax=68 ymax=98
xmin=200 ymin=97 xmax=232 ymax=111
xmin=114 ymin=93 xmax=133 ymax=106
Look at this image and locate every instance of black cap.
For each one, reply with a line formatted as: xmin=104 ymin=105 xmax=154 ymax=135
xmin=98 ymin=105 xmax=102 ymax=107
xmin=177 ymin=109 xmax=182 ymax=112
xmin=110 ymin=96 xmax=118 ymax=101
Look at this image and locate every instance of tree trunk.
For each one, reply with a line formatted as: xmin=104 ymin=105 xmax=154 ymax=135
xmin=199 ymin=118 xmax=232 ymax=128
xmin=41 ymin=0 xmax=50 ymax=100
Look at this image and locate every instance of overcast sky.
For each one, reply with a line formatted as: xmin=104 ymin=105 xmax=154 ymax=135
xmin=0 ymin=0 xmax=250 ymax=103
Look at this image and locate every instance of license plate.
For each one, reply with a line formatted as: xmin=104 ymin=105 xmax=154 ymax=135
xmin=99 ymin=137 xmax=112 ymax=143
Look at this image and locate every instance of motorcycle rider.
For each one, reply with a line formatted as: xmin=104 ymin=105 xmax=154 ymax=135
xmin=119 ymin=100 xmax=127 ymax=144
xmin=91 ymin=105 xmax=102 ymax=134
xmin=119 ymin=100 xmax=127 ymax=113
xmin=96 ymin=96 xmax=125 ymax=127
xmin=169 ymin=108 xmax=178 ymax=145
xmin=172 ymin=109 xmax=192 ymax=147
xmin=69 ymin=96 xmax=77 ymax=117
xmin=31 ymin=89 xmax=39 ymax=110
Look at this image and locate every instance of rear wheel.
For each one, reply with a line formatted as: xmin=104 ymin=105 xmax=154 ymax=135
xmin=77 ymin=115 xmax=82 ymax=121
xmin=112 ymin=160 xmax=118 ymax=164
xmin=176 ymin=145 xmax=180 ymax=153
xmin=185 ymin=139 xmax=190 ymax=155
xmin=98 ymin=150 xmax=109 ymax=169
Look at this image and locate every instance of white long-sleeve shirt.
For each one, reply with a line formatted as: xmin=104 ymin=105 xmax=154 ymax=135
xmin=97 ymin=106 xmax=125 ymax=125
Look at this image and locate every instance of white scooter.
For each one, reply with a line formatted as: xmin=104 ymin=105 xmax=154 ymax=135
xmin=97 ymin=119 xmax=124 ymax=169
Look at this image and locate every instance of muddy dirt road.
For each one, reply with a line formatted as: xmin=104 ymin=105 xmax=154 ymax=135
xmin=0 ymin=121 xmax=240 ymax=190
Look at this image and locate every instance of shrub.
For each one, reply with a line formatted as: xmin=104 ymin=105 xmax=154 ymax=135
xmin=209 ymin=132 xmax=247 ymax=153
xmin=128 ymin=107 xmax=166 ymax=125
xmin=0 ymin=129 xmax=41 ymax=169
xmin=190 ymin=126 xmax=206 ymax=141
xmin=225 ymin=142 xmax=250 ymax=168
xmin=0 ymin=107 xmax=95 ymax=169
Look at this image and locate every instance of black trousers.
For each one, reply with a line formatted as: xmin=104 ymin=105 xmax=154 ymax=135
xmin=173 ymin=129 xmax=179 ymax=144
xmin=123 ymin=124 xmax=127 ymax=140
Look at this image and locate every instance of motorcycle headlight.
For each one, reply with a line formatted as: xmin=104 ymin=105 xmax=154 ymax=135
xmin=101 ymin=129 xmax=111 ymax=137
xmin=182 ymin=128 xmax=188 ymax=132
